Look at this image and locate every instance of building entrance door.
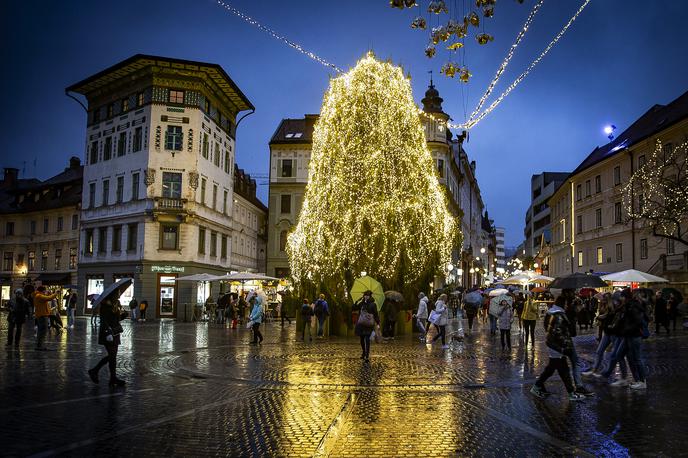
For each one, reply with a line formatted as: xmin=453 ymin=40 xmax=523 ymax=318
xmin=157 ymin=274 xmax=177 ymax=318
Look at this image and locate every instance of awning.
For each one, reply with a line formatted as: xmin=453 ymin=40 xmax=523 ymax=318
xmin=36 ymin=273 xmax=72 ymax=285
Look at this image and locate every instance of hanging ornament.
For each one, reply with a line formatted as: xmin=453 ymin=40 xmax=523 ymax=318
xmin=455 ymin=19 xmax=468 ymax=38
xmin=459 ymin=67 xmax=472 ymax=82
xmin=441 ymin=61 xmax=460 ymax=78
xmin=483 ymin=6 xmax=494 ymax=17
xmin=431 ymin=25 xmax=451 ymax=44
xmin=476 ymin=0 xmax=496 ymax=6
xmin=405 ymin=0 xmax=418 ymax=6
xmin=447 ymin=42 xmax=464 ymax=50
xmin=467 ymin=12 xmax=480 ymax=27
xmin=428 ymin=0 xmax=449 ymax=14
xmin=425 ymin=44 xmax=437 ymax=58
xmin=411 ymin=16 xmax=427 ymax=29
xmin=476 ymin=33 xmax=494 ymax=45
xmin=390 ymin=0 xmax=418 ymax=9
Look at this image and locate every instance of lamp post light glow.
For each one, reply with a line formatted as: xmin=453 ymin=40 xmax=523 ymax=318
xmin=447 ymin=263 xmax=454 ymax=272
xmin=604 ymin=124 xmax=617 ymax=140
xmin=361 ymin=271 xmax=367 ymax=277
xmin=480 ymin=247 xmax=486 ymax=254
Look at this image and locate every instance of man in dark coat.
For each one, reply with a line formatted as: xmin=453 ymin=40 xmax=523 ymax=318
xmin=7 ymin=289 xmax=30 ymax=347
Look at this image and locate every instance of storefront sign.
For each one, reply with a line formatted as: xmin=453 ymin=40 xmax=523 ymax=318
xmin=151 ymin=265 xmax=185 ymax=273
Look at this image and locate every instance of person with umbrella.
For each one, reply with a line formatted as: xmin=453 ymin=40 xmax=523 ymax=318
xmin=497 ymin=298 xmax=514 ymax=351
xmin=429 ymin=294 xmax=449 ymax=348
xmin=668 ymin=292 xmax=681 ymax=332
xmin=654 ymin=291 xmax=670 ymax=334
xmin=462 ymin=290 xmax=481 ymax=334
xmin=520 ymin=294 xmax=539 ymax=349
xmin=559 ymin=289 xmax=594 ymax=396
xmin=88 ymin=285 xmax=130 ymax=387
xmin=354 ymin=290 xmax=380 ymax=361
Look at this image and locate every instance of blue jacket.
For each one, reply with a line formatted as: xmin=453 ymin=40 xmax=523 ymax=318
xmin=249 ymin=303 xmax=263 ymax=323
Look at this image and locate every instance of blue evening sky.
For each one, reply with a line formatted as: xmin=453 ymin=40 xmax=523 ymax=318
xmin=2 ymin=0 xmax=687 ymax=247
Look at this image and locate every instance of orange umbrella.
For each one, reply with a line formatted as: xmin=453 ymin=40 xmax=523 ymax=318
xmin=531 ymin=286 xmax=547 ymax=293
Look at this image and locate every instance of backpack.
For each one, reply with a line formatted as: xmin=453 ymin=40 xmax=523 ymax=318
xmin=301 ymin=303 xmax=312 ymax=316
xmin=314 ymin=300 xmax=324 ymax=317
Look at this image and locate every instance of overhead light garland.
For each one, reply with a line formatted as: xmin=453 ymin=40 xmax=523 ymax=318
xmin=287 ymin=53 xmax=459 ymax=288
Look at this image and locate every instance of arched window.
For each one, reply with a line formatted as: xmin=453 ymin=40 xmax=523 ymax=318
xmin=279 ymin=230 xmax=288 ymax=252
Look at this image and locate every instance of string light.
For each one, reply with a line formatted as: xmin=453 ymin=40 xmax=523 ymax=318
xmin=623 ymin=139 xmax=688 ymax=242
xmin=465 ymin=0 xmax=593 ymax=129
xmin=216 ymin=0 xmax=344 ymax=73
xmin=287 ymin=53 xmax=459 ymax=287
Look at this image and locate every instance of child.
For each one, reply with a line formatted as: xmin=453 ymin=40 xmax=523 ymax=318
xmin=497 ymin=299 xmax=514 ymax=351
xmin=530 ymin=297 xmax=585 ymax=401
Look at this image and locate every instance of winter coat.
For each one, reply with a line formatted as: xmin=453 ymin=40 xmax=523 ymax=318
xmin=497 ymin=304 xmax=514 ymax=330
xmin=33 ymin=291 xmax=58 ymax=318
xmin=520 ymin=299 xmax=539 ymax=321
xmin=622 ymin=299 xmax=647 ymax=338
xmin=544 ymin=305 xmax=573 ymax=357
xmin=314 ymin=299 xmax=329 ymax=318
xmin=416 ymin=297 xmax=429 ymax=319
xmin=431 ymin=300 xmax=448 ymax=326
xmin=7 ymin=296 xmax=30 ymax=324
xmin=355 ymin=299 xmax=380 ymax=336
xmin=249 ymin=303 xmax=263 ymax=324
xmin=654 ymin=297 xmax=667 ymax=321
xmin=98 ymin=301 xmax=127 ymax=346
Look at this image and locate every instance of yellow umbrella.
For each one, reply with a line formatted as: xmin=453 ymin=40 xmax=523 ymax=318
xmin=350 ymin=276 xmax=384 ymax=311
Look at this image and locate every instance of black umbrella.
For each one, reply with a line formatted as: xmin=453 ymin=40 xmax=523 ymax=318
xmin=661 ymin=287 xmax=683 ymax=303
xmin=92 ymin=278 xmax=133 ymax=308
xmin=549 ymin=272 xmax=607 ymax=290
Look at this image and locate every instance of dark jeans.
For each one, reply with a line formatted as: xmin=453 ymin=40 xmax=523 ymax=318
xmin=536 ymin=357 xmax=575 ymax=393
xmin=252 ymin=323 xmax=263 ymax=343
xmin=92 ymin=342 xmax=118 ymax=381
xmin=360 ymin=335 xmax=371 ymax=357
xmin=36 ymin=316 xmax=49 ymax=348
xmin=49 ymin=314 xmax=63 ymax=331
xmin=7 ymin=319 xmax=24 ymax=345
xmin=489 ymin=315 xmax=497 ymax=335
xmin=383 ymin=319 xmax=396 ymax=338
xmin=522 ymin=320 xmax=536 ymax=347
xmin=281 ymin=311 xmax=292 ymax=325
xmin=500 ymin=329 xmax=511 ymax=349
xmin=655 ymin=317 xmax=669 ymax=334
xmin=317 ymin=316 xmax=326 ymax=336
xmin=466 ymin=313 xmax=476 ymax=331
xmin=602 ymin=335 xmax=630 ymax=379
xmin=625 ymin=336 xmax=646 ymax=382
xmin=669 ymin=316 xmax=678 ymax=331
xmin=432 ymin=325 xmax=446 ymax=345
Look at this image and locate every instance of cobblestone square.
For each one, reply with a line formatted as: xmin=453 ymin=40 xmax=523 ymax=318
xmin=2 ymin=317 xmax=687 ymax=457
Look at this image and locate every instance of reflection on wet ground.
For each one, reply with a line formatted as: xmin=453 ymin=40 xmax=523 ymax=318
xmin=1 ymin=316 xmax=687 ymax=456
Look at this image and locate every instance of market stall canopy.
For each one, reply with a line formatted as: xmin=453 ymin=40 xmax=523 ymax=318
xmin=91 ymin=278 xmax=133 ymax=308
xmin=601 ymin=269 xmax=669 ymax=283
xmin=175 ymin=273 xmax=218 ymax=282
xmin=208 ymin=272 xmax=280 ymax=282
xmin=549 ymin=272 xmax=607 ymax=290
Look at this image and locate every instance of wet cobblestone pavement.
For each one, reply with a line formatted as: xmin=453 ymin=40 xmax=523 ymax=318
xmin=2 ymin=316 xmax=687 ymax=457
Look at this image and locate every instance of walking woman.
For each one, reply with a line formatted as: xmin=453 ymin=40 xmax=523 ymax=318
xmin=521 ymin=296 xmax=538 ymax=348
xmin=430 ymin=294 xmax=449 ymax=348
xmin=354 ymin=290 xmax=380 ymax=361
xmin=414 ymin=292 xmax=429 ymax=342
xmin=88 ymin=298 xmax=128 ymax=387
xmin=498 ymin=299 xmax=514 ymax=351
xmin=249 ymin=296 xmax=264 ymax=344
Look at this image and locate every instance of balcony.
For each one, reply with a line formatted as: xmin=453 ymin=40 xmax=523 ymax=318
xmin=152 ymin=197 xmax=188 ymax=221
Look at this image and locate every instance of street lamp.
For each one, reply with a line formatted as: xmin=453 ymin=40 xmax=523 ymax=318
xmin=480 ymin=247 xmax=486 ymax=254
xmin=361 ymin=271 xmax=367 ymax=277
xmin=533 ymin=262 xmax=539 ymax=269
xmin=447 ymin=263 xmax=454 ymax=272
xmin=604 ymin=124 xmax=617 ymax=141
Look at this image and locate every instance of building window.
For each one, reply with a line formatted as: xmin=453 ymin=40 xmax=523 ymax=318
xmin=595 ymin=175 xmax=601 ymax=193
xmin=43 ymin=218 xmax=49 ymax=233
xmin=221 ymin=235 xmax=228 ymax=259
xmin=585 ymin=180 xmax=591 ymax=197
xmin=132 ymin=173 xmax=140 ymax=200
xmin=614 ymin=202 xmax=622 ymax=223
xmin=127 ymin=224 xmax=138 ymax=251
xmin=104 ymin=136 xmax=112 ymax=161
xmin=596 ymin=247 xmax=603 ymax=264
xmin=198 ymin=227 xmax=206 ymax=254
xmin=30 ymin=220 xmax=36 ymax=235
xmin=637 ymin=193 xmax=644 ymax=213
xmin=202 ymin=133 xmax=209 ymax=159
xmin=117 ymin=132 xmax=127 ymax=156
xmin=576 ymin=215 xmax=583 ymax=234
xmin=667 ymin=238 xmax=675 ymax=255
xmin=121 ymin=98 xmax=129 ymax=113
xmin=89 ymin=183 xmax=96 ymax=208
xmin=224 ymin=151 xmax=230 ymax=173
xmin=112 ymin=225 xmax=122 ymax=252
xmin=281 ymin=159 xmax=294 ymax=177
xmin=595 ymin=208 xmax=602 ymax=228
xmin=160 ymin=224 xmax=179 ymax=250
xmin=69 ymin=248 xmax=77 ymax=269
xmin=437 ymin=159 xmax=445 ymax=178
xmin=223 ymin=190 xmax=228 ymax=214
xmin=116 ymin=176 xmax=124 ymax=203
xmin=90 ymin=141 xmax=99 ymax=164
xmin=165 ymin=125 xmax=183 ymax=151
xmin=71 ymin=214 xmax=78 ymax=230
xmin=133 ymin=127 xmax=143 ymax=152
xmin=57 ymin=216 xmax=63 ymax=232
xmin=613 ymin=166 xmax=621 ymax=186
xmin=41 ymin=250 xmax=48 ymax=271
xmin=210 ymin=232 xmax=217 ymax=257
xmin=85 ymin=230 xmax=93 ymax=256
xmin=28 ymin=251 xmax=36 ymax=270
xmin=102 ymin=179 xmax=109 ymax=206
xmin=640 ymin=238 xmax=648 ymax=259
xmin=280 ymin=194 xmax=291 ymax=214
xmin=169 ymin=90 xmax=184 ymax=104
xmin=5 ymin=222 xmax=14 ymax=236
xmin=162 ymin=172 xmax=182 ymax=198
xmin=663 ymin=143 xmax=673 ymax=163
xmin=214 ymin=143 xmax=220 ymax=167
xmin=107 ymin=104 xmax=114 ymax=118
xmin=200 ymin=178 xmax=206 ymax=205
xmin=616 ymin=243 xmax=623 ymax=262
xmin=54 ymin=249 xmax=62 ymax=270
xmin=577 ymin=251 xmax=583 ymax=267
xmin=211 ymin=184 xmax=217 ymax=210
xmin=98 ymin=228 xmax=107 ymax=254
xmin=576 ymin=184 xmax=582 ymax=201
xmin=3 ymin=252 xmax=12 ymax=271
xmin=638 ymin=154 xmax=646 ymax=169
xmin=137 ymin=92 xmax=144 ymax=107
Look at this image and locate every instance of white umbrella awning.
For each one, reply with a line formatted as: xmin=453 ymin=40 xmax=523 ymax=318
xmin=175 ymin=273 xmax=217 ymax=282
xmin=601 ymin=269 xmax=669 ymax=283
xmin=488 ymin=288 xmax=509 ymax=297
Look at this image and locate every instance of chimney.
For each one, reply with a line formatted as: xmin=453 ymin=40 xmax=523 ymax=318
xmin=470 ymin=160 xmax=476 ymax=173
xmin=69 ymin=156 xmax=81 ymax=169
xmin=2 ymin=168 xmax=19 ymax=187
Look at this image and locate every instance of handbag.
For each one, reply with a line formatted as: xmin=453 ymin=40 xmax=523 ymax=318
xmin=357 ymin=307 xmax=375 ymax=327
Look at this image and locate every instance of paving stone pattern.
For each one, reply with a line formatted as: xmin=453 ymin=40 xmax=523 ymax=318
xmin=1 ymin=314 xmax=687 ymax=457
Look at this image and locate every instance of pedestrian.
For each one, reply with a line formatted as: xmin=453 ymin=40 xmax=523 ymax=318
xmin=462 ymin=294 xmax=479 ymax=334
xmin=278 ymin=296 xmax=291 ymax=326
xmin=520 ymin=296 xmax=538 ymax=348
xmin=448 ymin=292 xmax=460 ymax=319
xmin=248 ymin=296 xmax=264 ymax=344
xmin=515 ymin=293 xmax=525 ymax=332
xmin=668 ymin=293 xmax=679 ymax=332
xmin=583 ymin=293 xmax=615 ymax=378
xmin=129 ymin=297 xmax=138 ymax=322
xmin=530 ymin=297 xmax=585 ymax=402
xmin=429 ymin=294 xmax=449 ymax=348
xmin=230 ymin=294 xmax=239 ymax=328
xmin=598 ymin=291 xmax=633 ymax=387
xmin=48 ymin=297 xmax=64 ymax=334
xmin=381 ymin=297 xmax=397 ymax=339
xmin=354 ymin=290 xmax=380 ymax=361
xmin=33 ymin=286 xmax=57 ymax=350
xmin=414 ymin=292 xmax=429 ymax=341
xmin=654 ymin=291 xmax=669 ymax=334
xmin=559 ymin=289 xmax=594 ymax=396
xmin=314 ymin=294 xmax=329 ymax=338
xmin=139 ymin=300 xmax=148 ymax=321
xmin=238 ymin=295 xmax=247 ymax=325
xmin=498 ymin=299 xmax=514 ymax=351
xmin=6 ymin=288 xmax=30 ymax=348
xmin=88 ymin=298 xmax=128 ymax=387
xmin=67 ymin=290 xmax=77 ymax=329
xmin=301 ymin=299 xmax=314 ymax=342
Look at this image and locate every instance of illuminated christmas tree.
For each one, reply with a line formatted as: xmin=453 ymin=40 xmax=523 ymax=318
xmin=287 ymin=53 xmax=459 ymax=292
